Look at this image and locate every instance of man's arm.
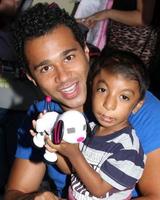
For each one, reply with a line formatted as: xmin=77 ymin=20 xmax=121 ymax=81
xmin=4 ymin=158 xmax=56 ymax=200
xmin=133 ymin=149 xmax=160 ymax=200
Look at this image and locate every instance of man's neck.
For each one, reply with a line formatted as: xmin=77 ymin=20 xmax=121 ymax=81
xmin=61 ymin=105 xmax=84 ymax=113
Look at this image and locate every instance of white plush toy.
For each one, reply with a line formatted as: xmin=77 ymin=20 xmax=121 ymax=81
xmin=33 ymin=111 xmax=59 ymax=162
xmin=33 ymin=110 xmax=87 ymax=162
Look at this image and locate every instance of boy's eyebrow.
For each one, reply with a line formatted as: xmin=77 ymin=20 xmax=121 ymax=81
xmin=33 ymin=48 xmax=77 ymax=70
xmin=97 ymin=79 xmax=106 ymax=84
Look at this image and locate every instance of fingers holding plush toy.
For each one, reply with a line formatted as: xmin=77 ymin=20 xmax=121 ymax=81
xmin=32 ymin=110 xmax=87 ymax=163
xmin=33 ymin=111 xmax=59 ymax=148
xmin=30 ymin=110 xmax=48 ymax=137
xmin=45 ymin=138 xmax=80 ymax=160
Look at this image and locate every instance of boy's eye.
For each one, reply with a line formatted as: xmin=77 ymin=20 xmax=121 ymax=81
xmin=120 ymin=95 xmax=130 ymax=101
xmin=97 ymin=88 xmax=106 ymax=92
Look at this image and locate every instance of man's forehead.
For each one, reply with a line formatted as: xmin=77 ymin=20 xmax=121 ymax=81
xmin=24 ymin=24 xmax=84 ymax=65
xmin=51 ymin=25 xmax=76 ymax=38
xmin=26 ymin=25 xmax=76 ymax=45
xmin=39 ymin=25 xmax=76 ymax=43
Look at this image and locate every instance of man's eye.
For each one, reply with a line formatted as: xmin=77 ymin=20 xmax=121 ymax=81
xmin=41 ymin=65 xmax=53 ymax=73
xmin=64 ymin=55 xmax=74 ymax=62
xmin=97 ymin=88 xmax=106 ymax=92
xmin=120 ymin=95 xmax=130 ymax=101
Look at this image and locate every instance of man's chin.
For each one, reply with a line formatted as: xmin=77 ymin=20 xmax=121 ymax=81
xmin=61 ymin=99 xmax=85 ymax=112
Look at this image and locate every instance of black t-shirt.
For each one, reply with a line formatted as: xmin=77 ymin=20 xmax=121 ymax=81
xmin=112 ymin=0 xmax=136 ymax=10
xmin=112 ymin=0 xmax=160 ymax=27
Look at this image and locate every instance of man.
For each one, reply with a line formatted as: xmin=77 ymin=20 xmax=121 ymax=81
xmin=4 ymin=3 xmax=89 ymax=199
xmin=4 ymin=3 xmax=160 ymax=200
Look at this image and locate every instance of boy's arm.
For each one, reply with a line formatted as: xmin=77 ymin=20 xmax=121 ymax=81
xmin=45 ymin=142 xmax=72 ymax=174
xmin=68 ymin=146 xmax=113 ymax=197
xmin=45 ymin=140 xmax=113 ymax=198
xmin=56 ymin=153 xmax=72 ymax=174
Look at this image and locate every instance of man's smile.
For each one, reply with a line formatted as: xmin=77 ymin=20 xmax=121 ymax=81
xmin=60 ymin=82 xmax=80 ymax=99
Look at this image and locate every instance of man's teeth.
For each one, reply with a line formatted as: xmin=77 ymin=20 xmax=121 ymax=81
xmin=62 ymin=83 xmax=76 ymax=93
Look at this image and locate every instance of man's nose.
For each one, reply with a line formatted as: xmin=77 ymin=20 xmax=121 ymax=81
xmin=55 ymin=66 xmax=71 ymax=83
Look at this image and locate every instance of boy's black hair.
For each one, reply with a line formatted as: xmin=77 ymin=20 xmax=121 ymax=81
xmin=90 ymin=48 xmax=150 ymax=100
xmin=11 ymin=3 xmax=85 ymax=70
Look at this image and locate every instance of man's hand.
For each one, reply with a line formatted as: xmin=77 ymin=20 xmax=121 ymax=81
xmin=34 ymin=191 xmax=59 ymax=200
xmin=4 ymin=190 xmax=59 ymax=200
xmin=30 ymin=111 xmax=47 ymax=137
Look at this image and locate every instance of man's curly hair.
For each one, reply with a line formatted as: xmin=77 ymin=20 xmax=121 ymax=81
xmin=11 ymin=3 xmax=85 ymax=70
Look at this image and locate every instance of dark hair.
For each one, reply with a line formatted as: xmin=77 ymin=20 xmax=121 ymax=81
xmin=90 ymin=48 xmax=149 ymax=100
xmin=11 ymin=3 xmax=85 ymax=70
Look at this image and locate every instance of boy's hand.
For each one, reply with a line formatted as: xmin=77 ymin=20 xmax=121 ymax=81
xmin=45 ymin=137 xmax=80 ymax=160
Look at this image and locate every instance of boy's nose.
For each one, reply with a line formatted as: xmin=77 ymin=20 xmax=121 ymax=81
xmin=104 ymin=96 xmax=116 ymax=111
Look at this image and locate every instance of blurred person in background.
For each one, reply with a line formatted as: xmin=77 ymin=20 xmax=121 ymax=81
xmin=0 ymin=0 xmax=33 ymax=193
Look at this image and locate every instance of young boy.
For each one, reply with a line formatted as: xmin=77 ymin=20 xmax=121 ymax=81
xmin=48 ymin=50 xmax=148 ymax=199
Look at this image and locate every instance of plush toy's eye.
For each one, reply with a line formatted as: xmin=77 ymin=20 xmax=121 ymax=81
xmin=67 ymin=127 xmax=76 ymax=134
xmin=53 ymin=120 xmax=63 ymax=144
xmin=83 ymin=124 xmax=87 ymax=131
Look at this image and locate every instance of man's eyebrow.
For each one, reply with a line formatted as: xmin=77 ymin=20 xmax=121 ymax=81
xmin=61 ymin=48 xmax=77 ymax=56
xmin=33 ymin=60 xmax=50 ymax=70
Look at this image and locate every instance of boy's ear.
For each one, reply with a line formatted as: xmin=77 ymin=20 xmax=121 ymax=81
xmin=132 ymin=100 xmax=144 ymax=114
xmin=26 ymin=73 xmax=37 ymax=86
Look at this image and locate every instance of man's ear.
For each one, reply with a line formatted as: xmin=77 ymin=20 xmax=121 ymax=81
xmin=132 ymin=100 xmax=144 ymax=114
xmin=84 ymin=44 xmax=90 ymax=61
xmin=26 ymin=73 xmax=37 ymax=86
